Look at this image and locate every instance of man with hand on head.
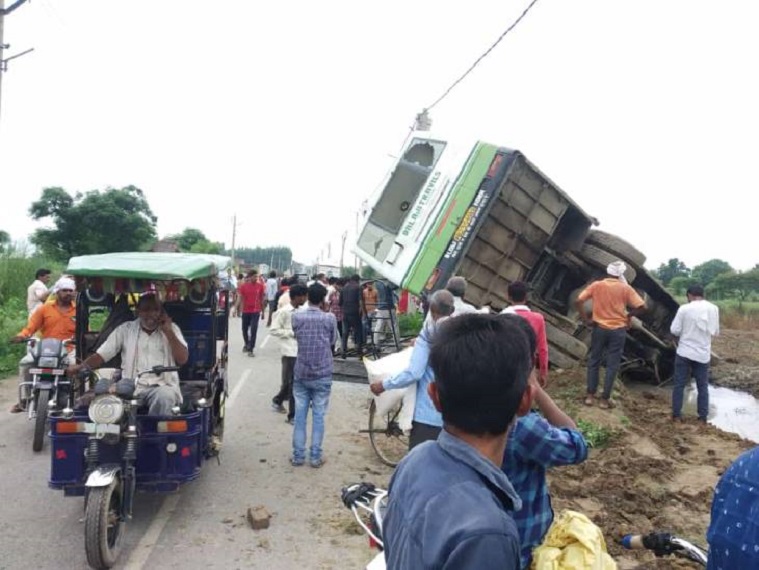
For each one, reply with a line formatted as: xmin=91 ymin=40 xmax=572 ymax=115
xmin=68 ymin=294 xmax=189 ymax=416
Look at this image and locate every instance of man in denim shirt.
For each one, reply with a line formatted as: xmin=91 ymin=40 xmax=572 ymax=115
xmin=383 ymin=314 xmax=535 ymax=570
xmin=291 ymin=283 xmax=338 ymax=468
xmin=369 ymin=290 xmax=455 ymax=448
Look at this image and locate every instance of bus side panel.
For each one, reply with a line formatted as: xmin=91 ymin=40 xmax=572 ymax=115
xmin=403 ymin=143 xmax=499 ymax=295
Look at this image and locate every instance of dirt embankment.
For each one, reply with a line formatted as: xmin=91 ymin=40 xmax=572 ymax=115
xmin=710 ymin=329 xmax=759 ymax=398
xmin=545 ymin=327 xmax=757 ymax=569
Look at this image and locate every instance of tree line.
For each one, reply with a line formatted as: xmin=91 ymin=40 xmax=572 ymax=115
xmin=653 ymin=258 xmax=759 ymax=306
xmin=2 ymin=186 xmax=291 ymax=268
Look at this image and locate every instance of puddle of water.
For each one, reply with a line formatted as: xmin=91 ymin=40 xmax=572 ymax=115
xmin=683 ymin=382 xmax=759 ymax=443
xmin=625 ymin=380 xmax=759 ymax=443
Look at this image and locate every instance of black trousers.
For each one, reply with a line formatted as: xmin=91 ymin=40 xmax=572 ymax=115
xmin=242 ymin=312 xmax=261 ymax=350
xmin=342 ymin=314 xmax=364 ymax=353
xmin=408 ymin=421 xmax=441 ymax=450
xmin=273 ymin=356 xmax=296 ymax=420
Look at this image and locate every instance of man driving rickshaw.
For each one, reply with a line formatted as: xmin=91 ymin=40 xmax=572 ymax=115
xmin=67 ymin=293 xmax=189 ymax=415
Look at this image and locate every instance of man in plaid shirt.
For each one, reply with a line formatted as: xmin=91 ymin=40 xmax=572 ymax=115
xmin=500 ymin=314 xmax=588 ymax=568
xmin=291 ymin=283 xmax=338 ymax=468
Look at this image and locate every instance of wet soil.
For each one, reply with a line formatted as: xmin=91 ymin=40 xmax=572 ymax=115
xmin=546 ymin=327 xmax=757 ymax=568
xmin=710 ymin=329 xmax=759 ymax=398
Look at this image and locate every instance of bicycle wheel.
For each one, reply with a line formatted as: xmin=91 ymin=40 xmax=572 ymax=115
xmin=368 ymin=399 xmax=408 ymax=467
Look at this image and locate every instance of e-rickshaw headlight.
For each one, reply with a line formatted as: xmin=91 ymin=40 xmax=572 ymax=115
xmin=88 ymin=394 xmax=124 ymax=424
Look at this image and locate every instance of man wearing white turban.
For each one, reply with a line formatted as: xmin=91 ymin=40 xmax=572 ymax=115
xmin=10 ymin=277 xmax=77 ymax=413
xmin=575 ymin=261 xmax=646 ymax=409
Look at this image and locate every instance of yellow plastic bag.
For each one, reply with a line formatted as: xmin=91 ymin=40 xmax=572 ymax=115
xmin=531 ymin=510 xmax=617 ymax=570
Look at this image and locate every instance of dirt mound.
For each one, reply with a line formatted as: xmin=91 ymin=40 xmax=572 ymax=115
xmin=711 ymin=329 xmax=759 ymax=397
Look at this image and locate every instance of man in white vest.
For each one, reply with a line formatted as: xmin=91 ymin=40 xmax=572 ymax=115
xmin=69 ymin=294 xmax=189 ymax=415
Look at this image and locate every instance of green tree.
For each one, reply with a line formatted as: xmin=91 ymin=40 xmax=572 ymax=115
xmin=0 ymin=230 xmax=9 ymax=253
xmin=653 ymin=258 xmax=690 ymax=286
xmin=170 ymin=228 xmax=207 ymax=251
xmin=29 ymin=186 xmax=157 ymax=261
xmin=691 ymin=259 xmax=733 ymax=288
xmin=668 ymin=275 xmax=698 ymax=296
xmin=711 ymin=269 xmax=759 ymax=308
xmin=230 ymin=246 xmax=293 ymax=271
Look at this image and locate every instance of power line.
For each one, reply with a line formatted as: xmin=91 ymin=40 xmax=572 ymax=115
xmin=425 ymin=0 xmax=541 ymax=112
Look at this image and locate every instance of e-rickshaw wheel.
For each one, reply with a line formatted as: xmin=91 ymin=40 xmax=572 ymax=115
xmin=85 ymin=478 xmax=124 ymax=569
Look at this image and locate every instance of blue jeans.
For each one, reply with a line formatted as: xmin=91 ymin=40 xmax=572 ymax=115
xmin=586 ymin=326 xmax=627 ymax=399
xmin=292 ymin=377 xmax=332 ymax=463
xmin=672 ymin=354 xmax=709 ymax=420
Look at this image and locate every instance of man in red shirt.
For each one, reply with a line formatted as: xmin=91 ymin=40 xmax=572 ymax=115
xmin=236 ymin=270 xmax=266 ymax=356
xmin=501 ymin=281 xmax=549 ymax=386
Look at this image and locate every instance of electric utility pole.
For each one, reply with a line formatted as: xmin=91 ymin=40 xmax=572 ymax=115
xmin=0 ymin=0 xmax=32 ymax=126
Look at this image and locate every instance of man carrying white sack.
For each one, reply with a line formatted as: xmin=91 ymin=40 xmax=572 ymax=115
xmin=370 ymin=290 xmax=454 ymax=449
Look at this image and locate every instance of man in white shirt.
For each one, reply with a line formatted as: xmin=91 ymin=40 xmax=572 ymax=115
xmin=26 ymin=269 xmax=51 ymax=314
xmin=670 ymin=284 xmax=719 ymax=423
xmin=270 ymin=283 xmax=308 ymax=423
xmin=69 ymin=294 xmax=189 ymax=416
xmin=445 ymin=276 xmax=479 ymax=315
xmin=265 ymin=271 xmax=279 ymax=327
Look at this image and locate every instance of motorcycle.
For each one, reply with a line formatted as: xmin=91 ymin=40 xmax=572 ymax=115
xmin=621 ymin=531 xmax=707 ymax=566
xmin=16 ymin=337 xmax=76 ymax=452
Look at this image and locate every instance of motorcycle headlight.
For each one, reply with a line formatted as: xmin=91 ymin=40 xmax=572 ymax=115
xmin=88 ymin=395 xmax=124 ymax=424
xmin=37 ymin=356 xmax=59 ymax=368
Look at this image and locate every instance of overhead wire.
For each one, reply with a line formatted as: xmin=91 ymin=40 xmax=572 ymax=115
xmin=424 ymin=0 xmax=541 ymax=112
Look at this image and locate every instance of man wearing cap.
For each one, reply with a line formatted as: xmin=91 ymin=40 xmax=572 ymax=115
xmin=10 ymin=277 xmax=77 ymax=413
xmin=575 ymin=261 xmax=646 ymax=409
xmin=68 ymin=294 xmax=189 ymax=416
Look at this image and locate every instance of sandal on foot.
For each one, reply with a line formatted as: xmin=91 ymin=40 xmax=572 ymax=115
xmin=583 ymin=396 xmax=595 ymax=407
xmin=598 ymin=399 xmax=616 ymax=409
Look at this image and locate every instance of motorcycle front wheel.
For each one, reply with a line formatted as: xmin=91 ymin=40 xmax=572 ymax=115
xmin=32 ymin=388 xmax=50 ymax=452
xmin=85 ymin=479 xmax=124 ymax=569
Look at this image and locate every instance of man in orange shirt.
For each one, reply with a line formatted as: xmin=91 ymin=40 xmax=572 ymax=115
xmin=575 ymin=261 xmax=645 ymax=409
xmin=10 ymin=277 xmax=77 ymax=413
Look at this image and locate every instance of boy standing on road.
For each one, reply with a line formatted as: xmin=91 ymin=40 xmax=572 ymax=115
xmin=576 ymin=261 xmax=646 ymax=409
xmin=237 ymin=271 xmax=266 ymax=356
xmin=670 ymin=284 xmax=719 ymax=422
xmin=270 ymin=283 xmax=308 ymax=423
xmin=291 ymin=283 xmax=338 ymax=468
xmin=383 ymin=314 xmax=534 ymax=570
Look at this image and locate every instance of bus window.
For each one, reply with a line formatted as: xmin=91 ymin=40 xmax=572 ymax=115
xmin=358 ymin=139 xmax=446 ymax=261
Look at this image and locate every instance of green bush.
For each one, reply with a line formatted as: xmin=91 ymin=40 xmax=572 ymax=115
xmin=398 ymin=312 xmax=424 ymax=337
xmin=0 ymin=252 xmax=63 ymax=378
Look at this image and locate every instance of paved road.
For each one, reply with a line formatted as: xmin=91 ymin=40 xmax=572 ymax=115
xmin=0 ymin=321 xmax=388 ymax=570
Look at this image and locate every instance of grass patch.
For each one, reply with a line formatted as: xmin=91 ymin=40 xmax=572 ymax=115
xmin=577 ymin=419 xmax=618 ymax=448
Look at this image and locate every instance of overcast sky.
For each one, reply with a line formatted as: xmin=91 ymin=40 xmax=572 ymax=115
xmin=1 ymin=1 xmax=757 ymax=271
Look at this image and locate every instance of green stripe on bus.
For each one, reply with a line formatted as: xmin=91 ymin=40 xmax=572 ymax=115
xmin=403 ymin=143 xmax=498 ymax=294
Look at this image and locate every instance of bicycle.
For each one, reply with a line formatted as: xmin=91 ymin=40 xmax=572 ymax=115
xmin=341 ymin=482 xmax=387 ymax=570
xmin=621 ymin=532 xmax=707 ymax=567
xmin=360 ymin=399 xmax=409 ymax=467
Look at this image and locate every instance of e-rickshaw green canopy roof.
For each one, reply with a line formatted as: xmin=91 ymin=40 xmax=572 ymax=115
xmin=66 ymin=252 xmax=232 ymax=281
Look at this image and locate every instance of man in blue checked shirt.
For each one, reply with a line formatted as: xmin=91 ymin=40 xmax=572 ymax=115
xmin=500 ymin=314 xmax=589 ymax=569
xmin=369 ymin=289 xmax=455 ymax=449
xmin=706 ymin=445 xmax=759 ymax=570
xmin=291 ymin=283 xmax=338 ymax=468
